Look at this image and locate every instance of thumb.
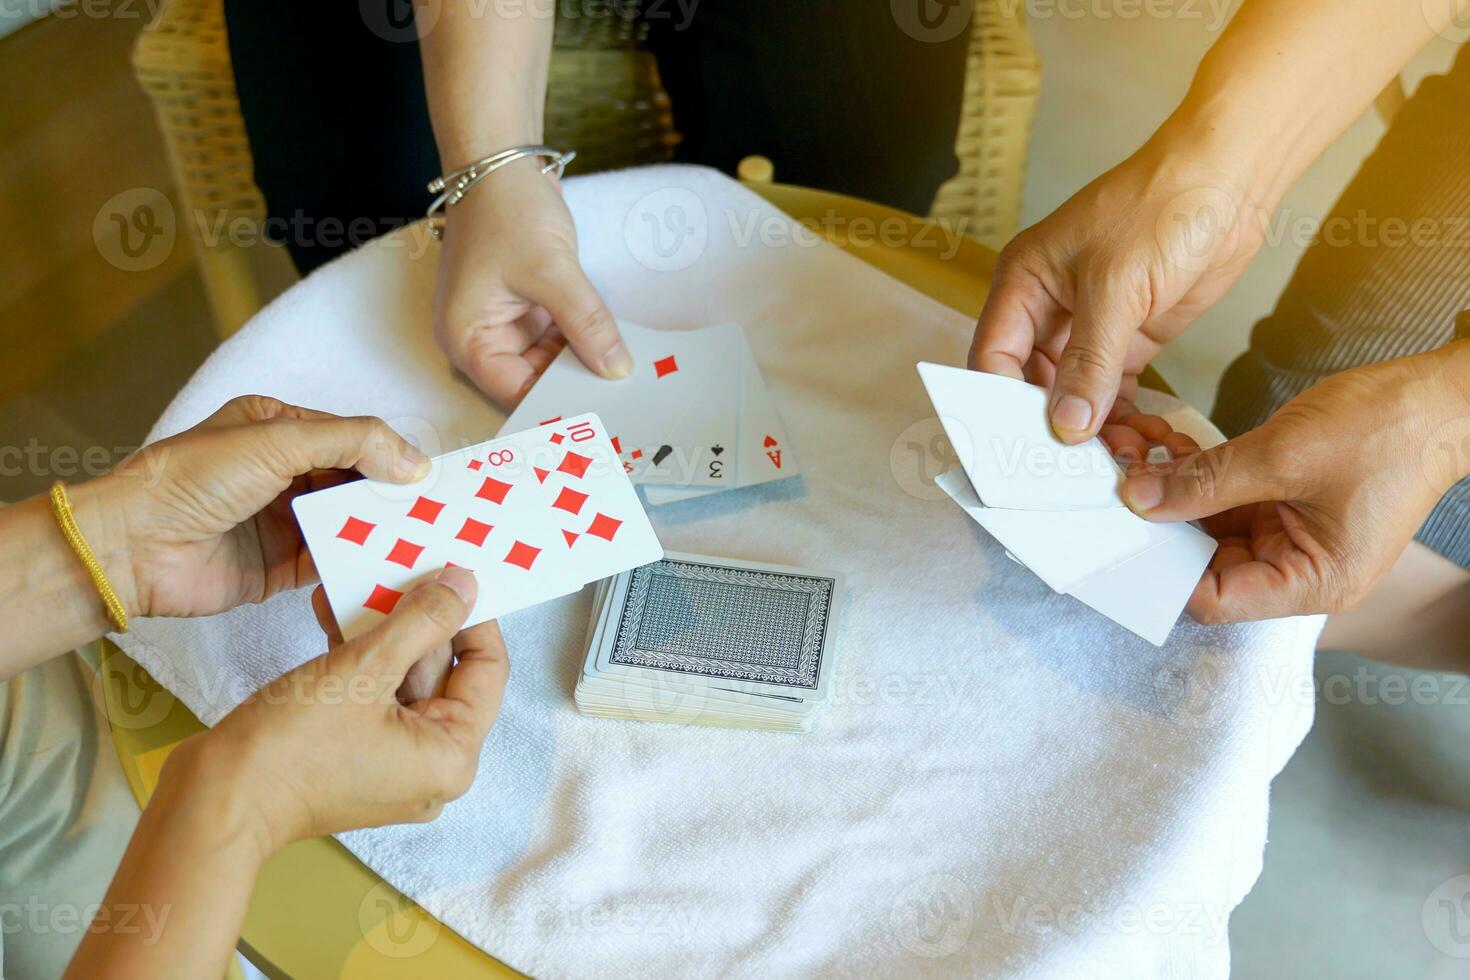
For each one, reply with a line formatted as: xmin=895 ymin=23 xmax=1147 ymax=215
xmin=1120 ymin=427 xmax=1285 ymax=523
xmin=1049 ymin=264 xmax=1141 ymax=444
xmin=335 ymin=567 xmax=478 ymax=691
xmin=526 ymin=258 xmax=632 ymax=379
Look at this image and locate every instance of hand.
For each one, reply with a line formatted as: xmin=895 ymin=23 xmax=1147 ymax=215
xmin=969 ymin=139 xmax=1267 ymax=444
xmin=84 ymin=395 xmax=429 ymax=620
xmin=1118 ymin=347 xmax=1470 ymax=623
xmin=173 ymin=566 xmax=508 ymax=855
xmin=433 ymin=157 xmax=632 ymax=408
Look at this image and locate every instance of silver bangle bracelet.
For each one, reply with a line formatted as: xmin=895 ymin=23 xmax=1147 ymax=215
xmin=425 ymin=144 xmax=577 ymax=240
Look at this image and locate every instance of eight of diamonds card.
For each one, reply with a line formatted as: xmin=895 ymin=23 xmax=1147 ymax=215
xmin=294 ymin=413 xmax=664 ymax=640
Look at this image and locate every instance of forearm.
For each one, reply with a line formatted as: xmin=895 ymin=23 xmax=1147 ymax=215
xmin=417 ymin=0 xmax=555 ymax=166
xmin=1151 ymin=0 xmax=1452 ymax=209
xmin=0 ymin=477 xmax=138 ymax=679
xmin=66 ymin=738 xmax=269 ymax=980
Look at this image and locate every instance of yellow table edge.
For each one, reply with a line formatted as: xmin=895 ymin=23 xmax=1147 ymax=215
xmin=99 ymin=181 xmax=1167 ymax=977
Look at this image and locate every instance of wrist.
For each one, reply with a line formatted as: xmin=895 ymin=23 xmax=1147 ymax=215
xmin=1411 ymin=340 xmax=1470 ymax=490
xmin=67 ymin=473 xmax=144 ymax=620
xmin=1145 ymin=102 xmax=1285 ymax=222
xmin=156 ymin=733 xmax=280 ymax=868
xmin=436 ymin=124 xmax=546 ymax=173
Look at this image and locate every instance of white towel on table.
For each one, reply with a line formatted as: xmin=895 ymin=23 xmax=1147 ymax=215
xmin=113 ymin=166 xmax=1323 ymax=978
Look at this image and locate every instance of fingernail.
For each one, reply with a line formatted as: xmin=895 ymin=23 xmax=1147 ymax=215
xmin=436 ymin=565 xmax=477 ymax=605
xmin=1122 ymin=474 xmax=1164 ymax=514
xmin=399 ymin=445 xmax=430 ymax=481
xmin=603 ymin=342 xmax=633 ymax=379
xmin=1051 ymin=395 xmax=1093 ymax=437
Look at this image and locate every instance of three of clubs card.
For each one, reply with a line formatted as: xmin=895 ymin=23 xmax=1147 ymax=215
xmin=918 ymin=363 xmax=1217 ymax=646
xmin=575 ymin=553 xmax=844 ymax=733
xmin=502 ymin=321 xmax=799 ymax=505
xmin=294 ymin=413 xmax=664 ymax=640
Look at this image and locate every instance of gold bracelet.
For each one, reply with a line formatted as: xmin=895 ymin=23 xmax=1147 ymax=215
xmin=49 ymin=481 xmax=129 ymax=633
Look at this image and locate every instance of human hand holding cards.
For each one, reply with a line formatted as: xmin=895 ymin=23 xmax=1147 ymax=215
xmin=502 ymin=321 xmax=799 ymax=505
xmin=918 ymin=363 xmax=1217 ymax=645
xmin=294 ymin=413 xmax=663 ymax=640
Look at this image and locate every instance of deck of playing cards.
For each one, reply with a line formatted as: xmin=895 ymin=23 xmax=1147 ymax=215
xmin=574 ymin=553 xmax=844 ymax=732
xmin=294 ymin=413 xmax=664 ymax=640
xmin=502 ymin=321 xmax=799 ymax=506
xmin=918 ymin=363 xmax=1218 ymax=646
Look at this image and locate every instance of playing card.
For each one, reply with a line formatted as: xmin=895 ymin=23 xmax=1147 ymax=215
xmin=933 ymin=467 xmax=1179 ymax=593
xmin=934 ymin=465 xmax=1216 ymax=645
xmin=1066 ymin=528 xmax=1217 ymax=646
xmin=917 ymin=362 xmax=1124 ymax=511
xmin=294 ymin=413 xmax=663 ymax=639
xmin=588 ymin=553 xmax=842 ymax=701
xmin=503 ymin=321 xmax=743 ymax=488
xmin=642 ymin=330 xmax=800 ymax=506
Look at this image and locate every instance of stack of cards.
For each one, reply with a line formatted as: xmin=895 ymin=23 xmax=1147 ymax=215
xmin=502 ymin=321 xmax=800 ymax=505
xmin=574 ymin=553 xmax=844 ymax=732
xmin=295 ymin=413 xmax=664 ymax=640
xmin=917 ymin=363 xmax=1218 ymax=646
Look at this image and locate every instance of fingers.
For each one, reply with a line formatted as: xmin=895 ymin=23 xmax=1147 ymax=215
xmin=399 ymin=644 xmax=453 ymax=704
xmin=340 ymin=567 xmax=479 ymax=690
xmin=524 ymin=260 xmax=632 ymax=381
xmin=440 ymin=620 xmax=510 ymax=740
xmin=450 ymin=312 xmax=559 ymax=408
xmin=1099 ymin=423 xmax=1149 ymax=468
xmin=969 ymin=271 xmax=1042 ymax=381
xmin=310 ymin=586 xmax=344 ymax=650
xmin=1187 ymin=554 xmax=1304 ymax=624
xmin=1049 ymin=263 xmax=1143 ymax=443
xmin=1121 ymin=427 xmax=1284 ymax=523
xmin=253 ymin=412 xmax=429 ymax=484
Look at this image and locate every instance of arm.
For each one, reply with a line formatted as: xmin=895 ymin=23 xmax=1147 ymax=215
xmin=1119 ymin=338 xmax=1470 ymax=664
xmin=970 ymin=0 xmax=1461 ymax=443
xmin=67 ymin=570 xmax=509 ymax=978
xmin=417 ymin=0 xmax=631 ymax=407
xmin=0 ymin=486 xmax=132 ymax=678
xmin=0 ymin=396 xmax=427 ymax=682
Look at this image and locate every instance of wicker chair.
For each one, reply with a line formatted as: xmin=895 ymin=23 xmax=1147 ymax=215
xmin=133 ymin=0 xmax=1040 ymax=336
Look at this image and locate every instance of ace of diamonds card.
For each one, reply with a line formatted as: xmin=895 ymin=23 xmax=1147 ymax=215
xmin=294 ymin=413 xmax=664 ymax=640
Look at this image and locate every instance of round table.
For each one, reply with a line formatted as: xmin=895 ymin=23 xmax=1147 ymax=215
xmin=102 ymin=179 xmax=1129 ymax=978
